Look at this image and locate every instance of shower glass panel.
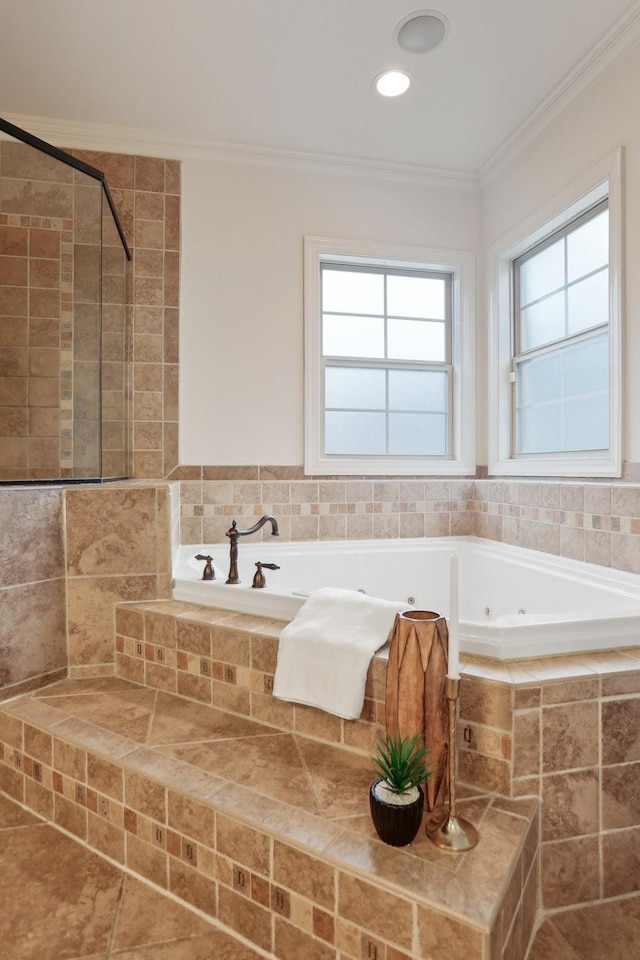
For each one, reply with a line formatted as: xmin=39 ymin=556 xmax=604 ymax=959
xmin=0 ymin=118 xmax=131 ymax=482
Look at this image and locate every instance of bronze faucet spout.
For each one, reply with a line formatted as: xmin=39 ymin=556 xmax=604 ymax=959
xmin=225 ymin=515 xmax=279 ymax=584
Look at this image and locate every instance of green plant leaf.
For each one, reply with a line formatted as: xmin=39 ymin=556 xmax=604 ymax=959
xmin=370 ymin=730 xmax=432 ymax=793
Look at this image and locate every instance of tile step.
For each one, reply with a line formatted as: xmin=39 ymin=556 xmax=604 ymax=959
xmin=0 ymin=677 xmax=539 ymax=960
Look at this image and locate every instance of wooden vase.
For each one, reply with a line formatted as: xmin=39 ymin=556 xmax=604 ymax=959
xmin=385 ymin=610 xmax=449 ymax=812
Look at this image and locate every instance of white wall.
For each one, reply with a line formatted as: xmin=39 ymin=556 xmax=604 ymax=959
xmin=179 ymin=160 xmax=481 ymax=465
xmin=481 ymin=43 xmax=640 ymax=464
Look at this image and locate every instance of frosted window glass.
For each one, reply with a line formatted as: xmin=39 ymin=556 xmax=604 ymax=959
xmin=387 ymin=275 xmax=445 ymax=319
xmin=322 ymin=270 xmax=383 ymax=315
xmin=325 ymin=366 xmax=385 ymax=410
xmin=563 ymin=334 xmax=608 ymax=396
xmin=520 ymin=239 xmax=564 ymax=307
xmin=388 ymin=318 xmax=445 ymax=361
xmin=520 ymin=291 xmax=565 ymax=351
xmin=389 ymin=413 xmax=447 ymax=455
xmin=517 ymin=352 xmax=561 ymax=407
xmin=389 ymin=369 xmax=447 ymax=411
xmin=567 ymin=209 xmax=609 ymax=282
xmin=325 ymin=411 xmax=386 ymax=454
xmin=517 ymin=403 xmax=562 ymax=454
xmin=323 ymin=314 xmax=385 ymax=358
xmin=567 ymin=269 xmax=608 ymax=335
xmin=563 ymin=395 xmax=608 ymax=450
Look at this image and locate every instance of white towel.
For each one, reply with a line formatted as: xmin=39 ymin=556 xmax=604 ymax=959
xmin=272 ymin=587 xmax=407 ymax=720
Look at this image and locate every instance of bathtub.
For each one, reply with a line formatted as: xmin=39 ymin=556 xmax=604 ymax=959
xmin=172 ymin=536 xmax=640 ymax=661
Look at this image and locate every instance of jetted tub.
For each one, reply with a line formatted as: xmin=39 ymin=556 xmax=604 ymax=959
xmin=172 ymin=536 xmax=640 ymax=661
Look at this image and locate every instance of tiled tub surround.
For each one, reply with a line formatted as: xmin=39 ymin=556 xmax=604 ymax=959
xmin=475 ymin=478 xmax=640 ymax=575
xmin=0 ymin=671 xmax=538 ymax=960
xmin=458 ymin=650 xmax=640 ymax=914
xmin=175 ymin=470 xmax=477 ymax=545
xmin=176 ymin=469 xmax=640 ymax=576
xmin=112 ymin=599 xmax=640 ymax=919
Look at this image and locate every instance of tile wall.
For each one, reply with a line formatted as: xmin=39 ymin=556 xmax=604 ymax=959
xmin=174 ymin=466 xmax=476 ymax=544
xmin=64 ymin=483 xmax=173 ymax=673
xmin=475 ymin=477 xmax=640 ymax=575
xmin=0 ymin=487 xmax=67 ymax=697
xmin=114 ymin=600 xmax=386 ymax=754
xmin=0 ymin=141 xmax=84 ymax=479
xmin=457 ymin=650 xmax=640 ymax=911
xmin=175 ymin=468 xmax=640 ymax=577
xmin=71 ymin=148 xmax=180 ymax=481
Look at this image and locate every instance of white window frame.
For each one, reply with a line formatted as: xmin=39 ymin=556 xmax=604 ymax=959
xmin=304 ymin=236 xmax=476 ymax=476
xmin=487 ymin=148 xmax=623 ymax=477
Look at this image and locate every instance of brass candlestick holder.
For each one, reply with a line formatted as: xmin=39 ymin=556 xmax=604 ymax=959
xmin=426 ymin=675 xmax=479 ymax=852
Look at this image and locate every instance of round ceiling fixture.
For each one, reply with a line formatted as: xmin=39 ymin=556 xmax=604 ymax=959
xmin=395 ymin=11 xmax=448 ymax=54
xmin=374 ymin=69 xmax=412 ymax=97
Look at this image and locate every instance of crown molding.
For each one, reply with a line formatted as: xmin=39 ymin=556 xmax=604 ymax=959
xmin=478 ymin=1 xmax=640 ymax=189
xmin=1 ymin=111 xmax=480 ymax=194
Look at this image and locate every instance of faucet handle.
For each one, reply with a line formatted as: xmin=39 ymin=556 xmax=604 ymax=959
xmin=252 ymin=561 xmax=281 ymax=589
xmin=194 ymin=554 xmax=215 ymax=581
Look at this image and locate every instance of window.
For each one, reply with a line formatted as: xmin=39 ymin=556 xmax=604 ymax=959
xmin=304 ymin=238 xmax=475 ymax=476
xmin=488 ymin=149 xmax=622 ymax=477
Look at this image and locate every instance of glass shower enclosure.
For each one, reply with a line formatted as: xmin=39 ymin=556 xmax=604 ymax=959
xmin=0 ymin=117 xmax=132 ymax=482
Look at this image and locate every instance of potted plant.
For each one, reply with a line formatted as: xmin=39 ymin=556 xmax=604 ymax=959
xmin=370 ymin=731 xmax=430 ymax=846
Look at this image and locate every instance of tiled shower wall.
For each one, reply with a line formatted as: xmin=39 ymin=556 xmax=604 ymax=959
xmin=0 ymin=141 xmax=179 ymax=481
xmin=69 ymin=147 xmax=180 ymax=481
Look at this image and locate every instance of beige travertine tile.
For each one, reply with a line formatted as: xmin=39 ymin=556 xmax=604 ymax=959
xmin=338 ymin=873 xmax=413 ymax=951
xmin=551 ymin=896 xmax=640 ymax=960
xmin=542 ymin=768 xmax=599 ymax=840
xmin=0 ymin=488 xmax=64 ymax=586
xmin=112 ymin=873 xmax=212 ymax=950
xmin=65 ymin=487 xmax=159 ymax=576
xmin=541 ymin=835 xmax=599 ymax=908
xmin=218 ymin=884 xmax=272 ymax=952
xmin=274 ymin=916 xmax=336 ymax=960
xmin=512 ymin=710 xmax=541 ymax=778
xmin=416 ymin=903 xmax=485 ymax=959
xmin=0 ymin=579 xmax=66 ymax=686
xmin=273 ymin=840 xmax=335 ymax=909
xmin=0 ymin=820 xmax=121 ymax=955
xmin=601 ymin=697 xmax=640 ymax=763
xmin=460 ymin=678 xmax=513 ymax=730
xmin=541 ymin=701 xmax=599 ymax=773
xmin=168 ymin=790 xmax=215 ymax=846
xmin=601 ymin=761 xmax=640 ymax=830
xmin=168 ymin=857 xmax=217 ymax=918
xmin=126 ymin=832 xmax=168 ymax=888
xmin=67 ymin=574 xmax=158 ymax=665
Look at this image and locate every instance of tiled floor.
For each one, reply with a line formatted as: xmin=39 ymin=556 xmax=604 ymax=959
xmin=0 ymin=793 xmax=265 ymax=960
xmin=527 ymin=896 xmax=640 ymax=959
xmin=0 ymin=675 xmax=541 ymax=956
xmin=3 ymin=784 xmax=639 ymax=960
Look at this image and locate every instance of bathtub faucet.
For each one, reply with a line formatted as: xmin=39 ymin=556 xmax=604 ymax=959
xmin=225 ymin=515 xmax=279 ymax=584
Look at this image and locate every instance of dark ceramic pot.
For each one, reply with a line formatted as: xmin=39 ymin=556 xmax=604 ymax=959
xmin=369 ymin=779 xmax=424 ymax=847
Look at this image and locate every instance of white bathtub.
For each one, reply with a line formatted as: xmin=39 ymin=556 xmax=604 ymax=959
xmin=172 ymin=536 xmax=640 ymax=661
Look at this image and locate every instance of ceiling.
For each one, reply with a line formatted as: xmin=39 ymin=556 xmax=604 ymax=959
xmin=0 ymin=0 xmax=637 ymax=177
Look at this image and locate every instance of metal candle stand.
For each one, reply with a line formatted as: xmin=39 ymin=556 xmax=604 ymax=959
xmin=426 ymin=675 xmax=479 ymax=852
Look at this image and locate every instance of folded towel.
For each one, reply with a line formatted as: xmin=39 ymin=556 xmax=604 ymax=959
xmin=272 ymin=587 xmax=407 ymax=719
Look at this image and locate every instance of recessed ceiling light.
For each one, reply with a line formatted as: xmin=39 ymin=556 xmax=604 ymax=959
xmin=395 ymin=11 xmax=448 ymax=54
xmin=374 ymin=69 xmax=412 ymax=97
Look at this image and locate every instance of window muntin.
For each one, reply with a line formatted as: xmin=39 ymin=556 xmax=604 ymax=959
xmin=512 ymin=200 xmax=609 ymax=457
xmin=320 ymin=263 xmax=451 ymax=459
